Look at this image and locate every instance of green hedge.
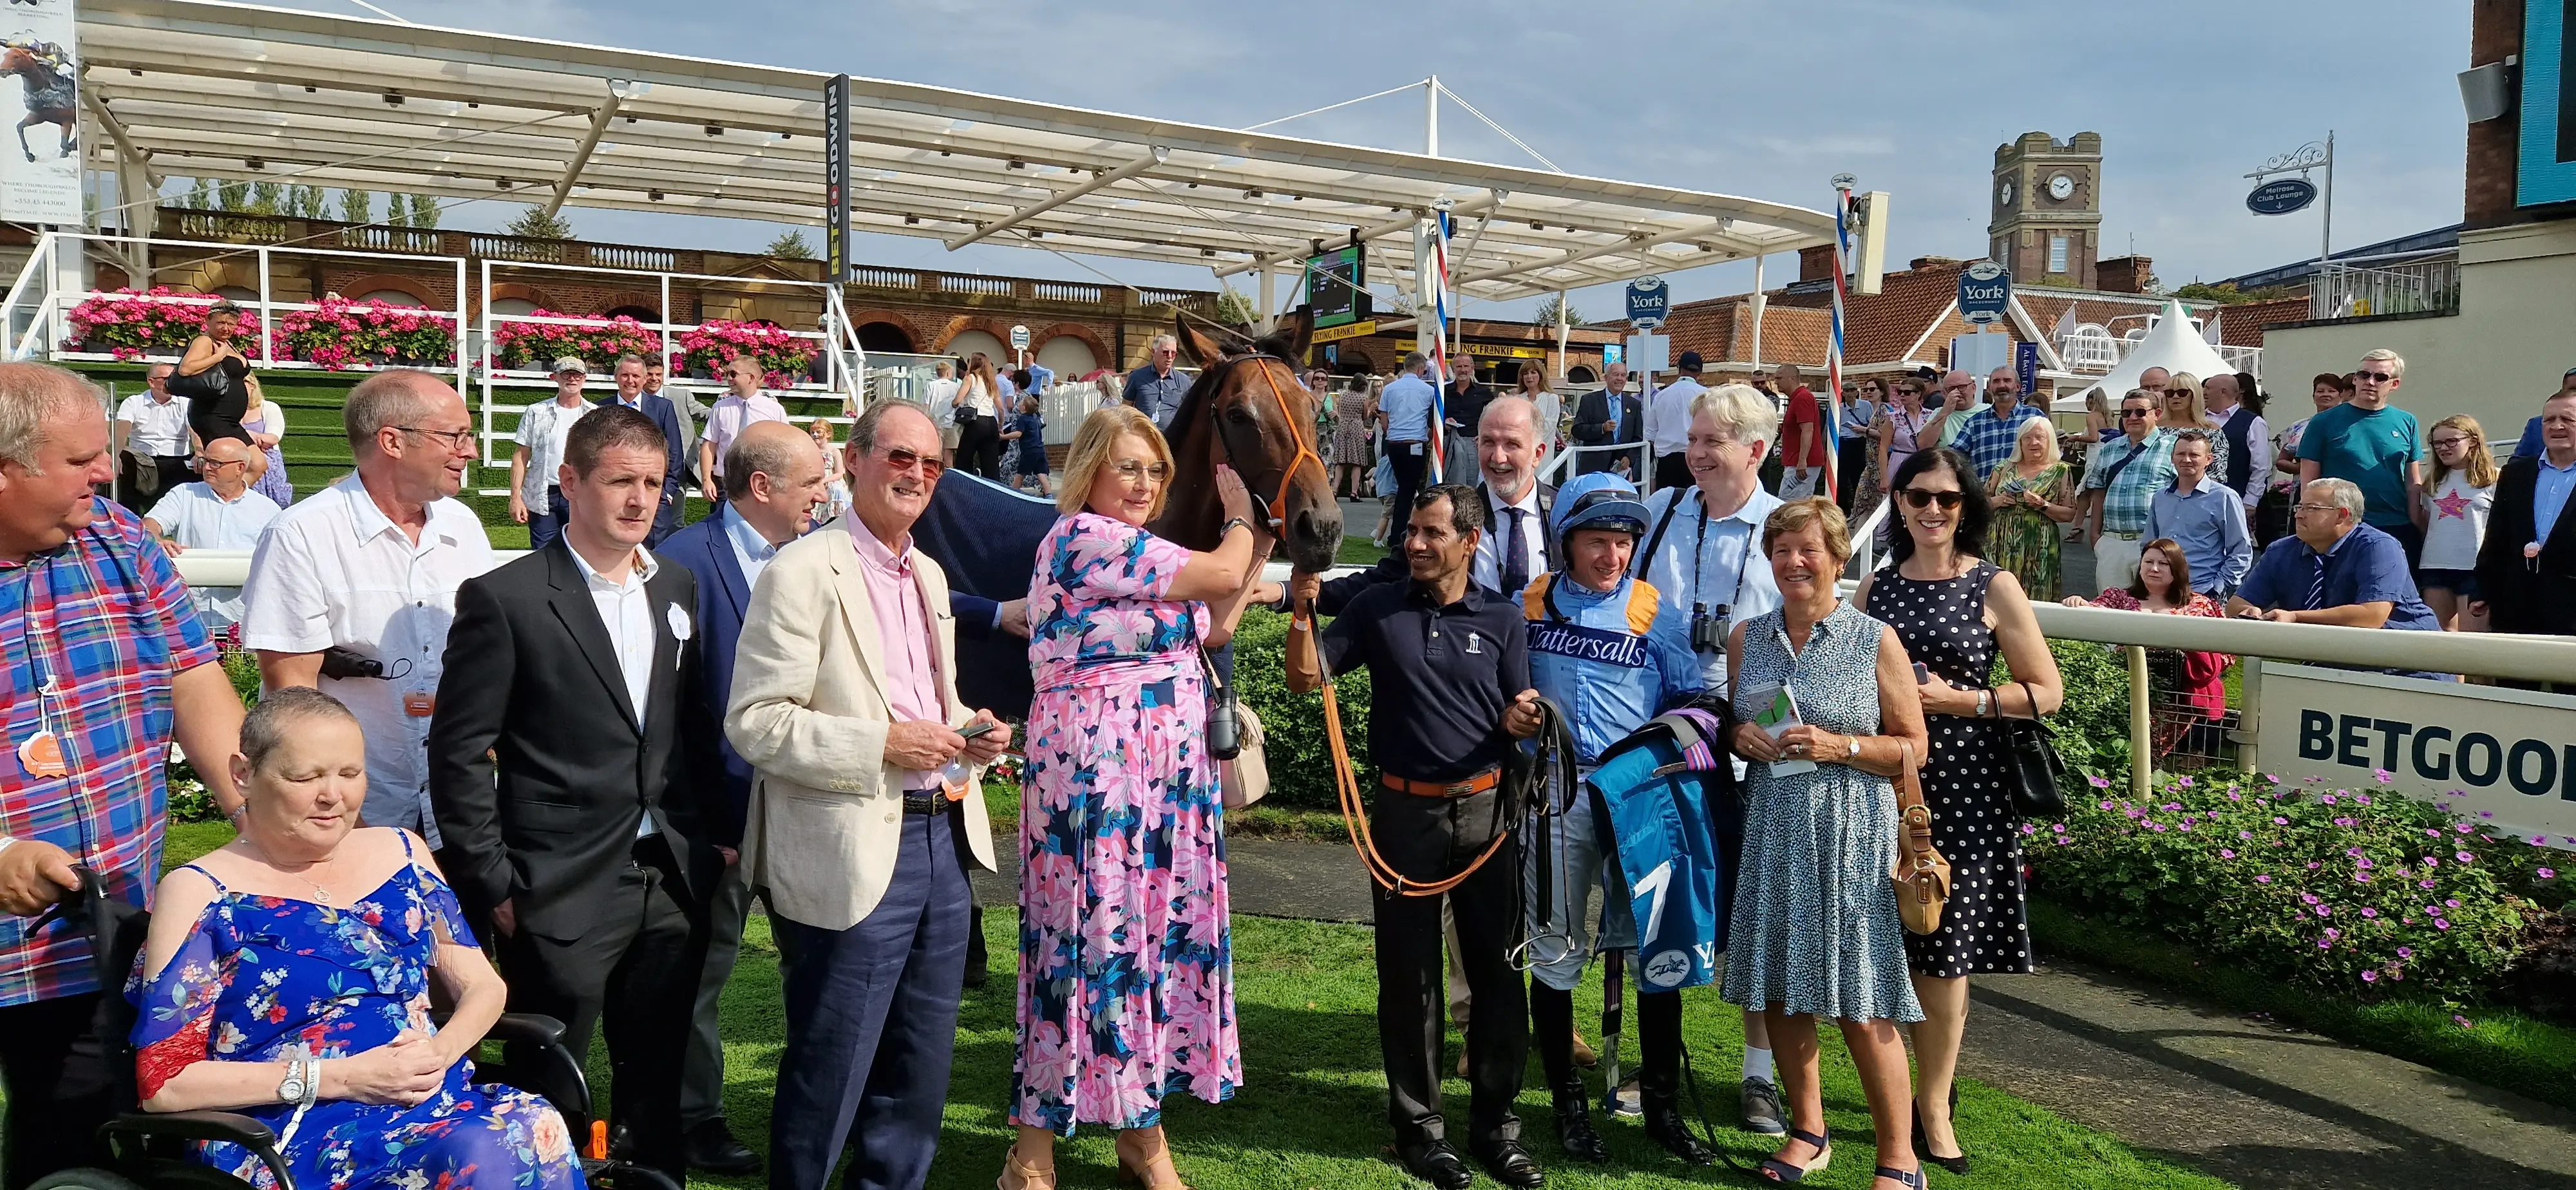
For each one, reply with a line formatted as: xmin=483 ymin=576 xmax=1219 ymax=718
xmin=1233 ymin=609 xmax=1370 ymax=811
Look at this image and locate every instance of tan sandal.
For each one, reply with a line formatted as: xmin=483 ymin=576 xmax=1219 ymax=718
xmin=1114 ymin=1135 xmax=1192 ymax=1190
xmin=997 ymin=1149 xmax=1056 ymax=1190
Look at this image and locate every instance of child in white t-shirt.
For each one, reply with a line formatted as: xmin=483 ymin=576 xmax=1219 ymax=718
xmin=2417 ymin=413 xmax=2497 ymax=631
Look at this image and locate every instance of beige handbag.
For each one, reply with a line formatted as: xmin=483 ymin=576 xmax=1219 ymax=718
xmin=1891 ymin=740 xmax=1951 ymax=936
xmin=1221 ymin=704 xmax=1269 ymax=810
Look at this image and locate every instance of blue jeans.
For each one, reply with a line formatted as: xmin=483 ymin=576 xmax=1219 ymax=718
xmin=528 ymin=488 xmax=569 ymax=552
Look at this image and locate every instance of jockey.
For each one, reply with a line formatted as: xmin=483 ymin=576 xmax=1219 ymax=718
xmin=1518 ymin=471 xmax=1714 ymax=1167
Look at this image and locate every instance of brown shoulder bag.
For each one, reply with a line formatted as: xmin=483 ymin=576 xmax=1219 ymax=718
xmin=1891 ymin=740 xmax=1951 ymax=936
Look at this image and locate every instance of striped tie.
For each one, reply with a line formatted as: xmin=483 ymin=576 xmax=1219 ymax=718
xmin=2306 ymin=553 xmax=2328 ymax=611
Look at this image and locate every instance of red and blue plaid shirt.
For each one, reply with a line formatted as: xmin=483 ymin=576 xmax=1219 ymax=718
xmin=0 ymin=498 xmax=214 ymax=1006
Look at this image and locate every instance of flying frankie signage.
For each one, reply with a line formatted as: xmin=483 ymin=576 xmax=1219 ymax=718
xmin=2255 ymin=663 xmax=2576 ymax=850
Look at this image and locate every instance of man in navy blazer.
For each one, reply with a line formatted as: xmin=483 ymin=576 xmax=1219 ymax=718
xmin=663 ymin=420 xmax=826 ymax=1175
xmin=603 ymin=354 xmax=692 ymax=546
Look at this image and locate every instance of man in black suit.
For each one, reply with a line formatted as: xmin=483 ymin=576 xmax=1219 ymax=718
xmin=1571 ymin=362 xmax=1643 ymax=477
xmin=1309 ymin=395 xmax=1555 ymax=611
xmin=2474 ymin=389 xmax=2576 ymax=645
xmin=429 ymin=406 xmax=708 ymax=1182
xmin=1444 ymin=355 xmax=1497 ymax=482
xmin=600 ymin=354 xmax=692 ymax=547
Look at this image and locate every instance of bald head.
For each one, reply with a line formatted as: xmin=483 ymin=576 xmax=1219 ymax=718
xmin=2137 ymin=366 xmax=2172 ymax=393
xmin=1476 ymin=395 xmax=1542 ymax=502
xmin=725 ymin=419 xmax=828 ymax=542
xmin=199 ymin=437 xmax=256 ymax=497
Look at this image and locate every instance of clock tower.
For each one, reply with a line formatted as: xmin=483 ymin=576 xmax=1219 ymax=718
xmin=1988 ymin=131 xmax=2103 ymax=289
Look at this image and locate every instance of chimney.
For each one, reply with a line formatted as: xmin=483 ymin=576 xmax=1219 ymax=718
xmin=1798 ymin=244 xmax=1836 ymax=283
xmin=2097 ymin=256 xmax=2154 ymax=294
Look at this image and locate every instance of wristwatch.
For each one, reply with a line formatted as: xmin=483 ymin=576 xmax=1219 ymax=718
xmin=1844 ymin=735 xmax=1861 ymax=759
xmin=277 ymin=1057 xmax=310 ymax=1107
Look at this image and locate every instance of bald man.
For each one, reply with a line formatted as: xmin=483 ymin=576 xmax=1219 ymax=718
xmin=1915 ymin=369 xmax=1987 ymax=452
xmin=144 ymin=437 xmax=283 ymax=630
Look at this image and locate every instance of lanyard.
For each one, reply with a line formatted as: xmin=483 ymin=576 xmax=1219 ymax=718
xmin=1690 ymin=500 xmax=1754 ymax=612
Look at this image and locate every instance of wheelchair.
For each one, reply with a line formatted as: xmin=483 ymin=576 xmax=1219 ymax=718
xmin=24 ymin=869 xmax=682 ymax=1190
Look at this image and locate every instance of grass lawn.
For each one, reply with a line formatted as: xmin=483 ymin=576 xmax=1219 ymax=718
xmin=155 ymin=827 xmax=2230 ymax=1189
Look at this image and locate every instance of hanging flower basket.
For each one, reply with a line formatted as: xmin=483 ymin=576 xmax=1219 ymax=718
xmin=675 ymin=319 xmax=817 ymax=389
xmin=64 ymin=288 xmax=265 ymax=360
xmin=275 ymin=297 xmax=459 ymax=371
xmin=491 ymin=308 xmax=665 ymax=372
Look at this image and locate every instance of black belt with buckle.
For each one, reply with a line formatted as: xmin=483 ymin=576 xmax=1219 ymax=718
xmin=900 ymin=791 xmax=951 ymax=815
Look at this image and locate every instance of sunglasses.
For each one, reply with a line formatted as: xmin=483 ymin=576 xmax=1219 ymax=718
xmin=2354 ymin=370 xmax=2396 ymax=382
xmin=2164 ymin=388 xmax=2193 ymax=397
xmin=2120 ymin=408 xmax=2153 ymax=419
xmin=1899 ymin=488 xmax=1965 ymax=511
xmin=875 ymin=446 xmax=945 ymax=477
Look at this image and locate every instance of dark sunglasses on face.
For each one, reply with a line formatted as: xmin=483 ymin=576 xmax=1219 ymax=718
xmin=2354 ymin=370 xmax=2396 ymax=382
xmin=2164 ymin=388 xmax=2192 ymax=397
xmin=875 ymin=446 xmax=945 ymax=477
xmin=2120 ymin=408 xmax=2152 ymax=419
xmin=1899 ymin=488 xmax=1965 ymax=511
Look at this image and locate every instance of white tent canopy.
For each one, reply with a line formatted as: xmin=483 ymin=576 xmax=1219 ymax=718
xmin=74 ymin=0 xmax=1859 ymax=303
xmin=2052 ymin=300 xmax=2241 ymax=412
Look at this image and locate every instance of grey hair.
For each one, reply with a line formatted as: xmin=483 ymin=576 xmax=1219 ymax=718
xmin=241 ymin=686 xmax=359 ymax=773
xmin=0 ymin=363 xmax=104 ymax=473
xmin=2361 ymin=348 xmax=2406 ymax=380
xmin=1401 ymin=350 xmax=1428 ymax=372
xmin=1150 ymin=334 xmax=1178 ymax=352
xmin=343 ymin=369 xmax=448 ymax=448
xmin=614 ymin=354 xmax=648 ymax=372
xmin=724 ymin=426 xmax=802 ymax=501
xmin=1689 ymin=382 xmax=1781 ymax=448
xmin=849 ymin=399 xmax=934 ymax=453
xmin=1478 ymin=395 xmax=1539 ymax=439
xmin=2308 ymin=477 xmax=2367 ymax=520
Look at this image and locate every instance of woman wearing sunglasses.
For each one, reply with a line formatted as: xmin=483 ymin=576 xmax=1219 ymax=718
xmin=1853 ymin=447 xmax=2062 ymax=1176
xmin=1003 ymin=404 xmax=1271 ymax=1190
xmin=2159 ymin=373 xmax=2231 ymax=484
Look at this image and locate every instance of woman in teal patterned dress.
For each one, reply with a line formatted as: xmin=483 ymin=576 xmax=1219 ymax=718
xmin=130 ymin=688 xmax=583 ymax=1189
xmin=1721 ymin=498 xmax=1931 ymax=1190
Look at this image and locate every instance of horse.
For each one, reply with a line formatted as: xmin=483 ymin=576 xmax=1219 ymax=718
xmin=1 ymin=42 xmax=73 ymax=162
xmin=912 ymin=307 xmax=1341 ymax=719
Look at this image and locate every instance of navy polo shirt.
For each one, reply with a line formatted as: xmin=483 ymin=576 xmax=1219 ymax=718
xmin=1320 ymin=580 xmax=1530 ymax=783
xmin=2240 ymin=522 xmax=2440 ymax=632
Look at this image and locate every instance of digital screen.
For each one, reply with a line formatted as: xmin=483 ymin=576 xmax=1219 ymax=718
xmin=2523 ymin=1 xmax=2576 ymax=207
xmin=1305 ymin=245 xmax=1369 ymax=328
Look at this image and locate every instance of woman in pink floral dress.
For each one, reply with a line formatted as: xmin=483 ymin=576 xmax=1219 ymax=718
xmin=1001 ymin=404 xmax=1273 ymax=1190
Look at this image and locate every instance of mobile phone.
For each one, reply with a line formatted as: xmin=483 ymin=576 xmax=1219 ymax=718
xmin=958 ymin=719 xmax=997 ymax=741
xmin=1912 ymin=662 xmax=1931 ymax=685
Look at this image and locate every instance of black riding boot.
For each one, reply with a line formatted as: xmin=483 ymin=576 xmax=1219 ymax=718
xmin=1530 ymin=978 xmax=1609 ymax=1163
xmin=1636 ymin=990 xmax=1715 ymax=1166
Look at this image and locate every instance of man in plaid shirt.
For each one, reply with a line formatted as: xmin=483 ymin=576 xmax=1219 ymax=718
xmin=2082 ymin=389 xmax=2180 ymax=592
xmin=0 ymin=364 xmax=247 ymax=1185
xmin=1949 ymin=366 xmax=2050 ymax=481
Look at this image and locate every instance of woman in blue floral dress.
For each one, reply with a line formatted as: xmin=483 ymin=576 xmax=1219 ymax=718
xmin=1001 ymin=404 xmax=1272 ymax=1190
xmin=130 ymin=688 xmax=583 ymax=1190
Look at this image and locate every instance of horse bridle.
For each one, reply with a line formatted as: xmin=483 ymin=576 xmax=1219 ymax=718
xmin=1200 ymin=350 xmax=1323 ymax=536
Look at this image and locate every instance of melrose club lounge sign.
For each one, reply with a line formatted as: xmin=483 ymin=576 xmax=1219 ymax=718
xmin=2255 ymin=663 xmax=2576 ymax=850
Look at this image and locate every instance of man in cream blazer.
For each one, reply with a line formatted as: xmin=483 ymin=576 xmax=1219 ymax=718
xmin=724 ymin=400 xmax=1010 ymax=1190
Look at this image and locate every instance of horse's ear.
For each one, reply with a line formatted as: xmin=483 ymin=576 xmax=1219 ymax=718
xmin=1174 ymin=312 xmax=1227 ymax=369
xmin=1277 ymin=305 xmax=1315 ymax=365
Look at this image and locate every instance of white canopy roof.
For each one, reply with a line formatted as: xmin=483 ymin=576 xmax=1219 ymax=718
xmin=2050 ymin=300 xmax=2240 ymax=411
xmin=75 ymin=0 xmax=1850 ymax=301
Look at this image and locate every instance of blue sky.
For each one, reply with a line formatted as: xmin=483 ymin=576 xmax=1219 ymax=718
xmin=269 ymin=0 xmax=2475 ymax=319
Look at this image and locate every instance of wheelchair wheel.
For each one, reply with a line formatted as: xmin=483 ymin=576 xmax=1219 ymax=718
xmin=28 ymin=1171 xmax=150 ymax=1190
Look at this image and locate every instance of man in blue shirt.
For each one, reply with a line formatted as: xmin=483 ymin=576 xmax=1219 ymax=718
xmin=2232 ymin=478 xmax=2445 ymax=677
xmin=2476 ymin=388 xmax=2576 ymax=641
xmin=2142 ymin=430 xmax=2253 ymax=597
xmin=1121 ymin=334 xmax=1191 ymax=428
xmin=1378 ymin=352 xmax=1440 ymax=545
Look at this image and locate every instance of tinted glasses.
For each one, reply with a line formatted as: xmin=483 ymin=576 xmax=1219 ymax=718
xmin=875 ymin=445 xmax=945 ymax=477
xmin=1898 ymin=488 xmax=1965 ymax=511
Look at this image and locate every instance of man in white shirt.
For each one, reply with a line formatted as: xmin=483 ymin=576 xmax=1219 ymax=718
xmin=925 ymin=361 xmax=963 ymax=466
xmin=142 ymin=438 xmax=281 ymax=630
xmin=240 ymin=369 xmax=495 ymax=845
xmin=513 ymin=357 xmax=595 ymax=551
xmin=701 ymin=356 xmax=791 ymax=500
xmin=113 ymin=363 xmax=191 ymax=514
xmin=1643 ymin=351 xmax=1709 ymax=491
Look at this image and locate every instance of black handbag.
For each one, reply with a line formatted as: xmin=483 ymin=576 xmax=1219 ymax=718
xmin=165 ymin=362 xmax=235 ymax=403
xmin=2000 ymin=679 xmax=2069 ymax=818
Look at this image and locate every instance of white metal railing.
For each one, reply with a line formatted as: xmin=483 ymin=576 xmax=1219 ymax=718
xmin=2310 ymin=252 xmax=2461 ymax=320
xmin=2057 ymin=321 xmax=2264 ymax=379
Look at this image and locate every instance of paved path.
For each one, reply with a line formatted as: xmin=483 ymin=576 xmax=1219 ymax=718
xmin=978 ymin=838 xmax=2576 ymax=1189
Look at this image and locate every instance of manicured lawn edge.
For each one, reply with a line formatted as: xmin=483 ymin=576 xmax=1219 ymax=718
xmin=2029 ymin=894 xmax=2576 ymax=1112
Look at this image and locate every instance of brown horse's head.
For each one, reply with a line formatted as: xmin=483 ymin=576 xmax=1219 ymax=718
xmin=1157 ymin=307 xmax=1343 ymax=574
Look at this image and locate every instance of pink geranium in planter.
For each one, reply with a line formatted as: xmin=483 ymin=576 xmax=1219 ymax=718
xmin=65 ymin=288 xmax=265 ymax=359
xmin=676 ymin=319 xmax=816 ymax=388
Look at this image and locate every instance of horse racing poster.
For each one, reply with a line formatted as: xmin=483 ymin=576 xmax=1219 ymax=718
xmin=0 ymin=0 xmax=79 ymax=223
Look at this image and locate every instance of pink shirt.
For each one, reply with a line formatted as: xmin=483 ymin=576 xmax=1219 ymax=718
xmin=705 ymin=392 xmax=790 ymax=477
xmin=848 ymin=516 xmax=946 ymax=791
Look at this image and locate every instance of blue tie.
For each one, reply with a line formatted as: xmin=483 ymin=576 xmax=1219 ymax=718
xmin=1502 ymin=506 xmax=1529 ymax=596
xmin=2306 ymin=552 xmax=2328 ymax=611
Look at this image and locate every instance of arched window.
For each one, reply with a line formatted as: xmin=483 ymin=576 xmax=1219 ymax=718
xmin=604 ymin=305 xmax=660 ymax=324
xmin=855 ymin=322 xmax=914 ymax=354
xmin=1034 ymin=335 xmax=1097 ymax=379
xmin=491 ymin=298 xmax=541 ymax=317
xmin=213 ymin=286 xmax=258 ymax=303
xmin=357 ymin=289 xmax=428 ymax=308
xmin=1566 ymin=365 xmax=1597 ymax=384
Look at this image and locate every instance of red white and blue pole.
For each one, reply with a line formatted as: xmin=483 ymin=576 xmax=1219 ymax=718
xmin=1823 ymin=178 xmax=1855 ymax=501
xmin=1426 ymin=207 xmax=1455 ymax=483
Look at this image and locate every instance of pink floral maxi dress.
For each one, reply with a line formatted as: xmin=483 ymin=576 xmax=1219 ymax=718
xmin=1014 ymin=512 xmax=1240 ymax=1133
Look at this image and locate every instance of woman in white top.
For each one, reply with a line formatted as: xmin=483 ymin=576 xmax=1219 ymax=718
xmin=2415 ymin=413 xmax=2497 ymax=632
xmin=956 ymin=352 xmax=1005 ymax=480
xmin=1514 ymin=364 xmax=1561 ymax=458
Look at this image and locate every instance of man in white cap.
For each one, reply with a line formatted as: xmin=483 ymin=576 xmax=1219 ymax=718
xmin=513 ymin=357 xmax=596 ymax=551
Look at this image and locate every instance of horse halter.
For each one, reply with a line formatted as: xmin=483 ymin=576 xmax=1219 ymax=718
xmin=1203 ymin=350 xmax=1323 ymax=536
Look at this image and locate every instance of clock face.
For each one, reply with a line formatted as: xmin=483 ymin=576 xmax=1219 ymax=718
xmin=1999 ymin=180 xmax=2014 ymax=206
xmin=2047 ymin=173 xmax=2077 ymax=201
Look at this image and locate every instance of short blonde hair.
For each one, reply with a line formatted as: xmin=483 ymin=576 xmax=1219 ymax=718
xmin=1761 ymin=497 xmax=1852 ymax=566
xmin=1058 ymin=404 xmax=1173 ymax=519
xmin=2003 ymin=415 xmax=2060 ymax=469
xmin=2362 ymin=348 xmax=2406 ymax=380
xmin=1689 ymin=382 xmax=1781 ymax=448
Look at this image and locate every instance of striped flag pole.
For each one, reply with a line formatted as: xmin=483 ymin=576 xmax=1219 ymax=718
xmin=1427 ymin=207 xmax=1455 ymax=483
xmin=1823 ymin=179 xmax=1855 ymax=501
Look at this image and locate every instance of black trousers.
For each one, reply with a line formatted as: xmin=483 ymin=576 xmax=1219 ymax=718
xmin=956 ymin=414 xmax=1003 ymax=480
xmin=1385 ymin=442 xmax=1429 ymax=537
xmin=0 ymin=993 xmax=118 ymax=1189
xmin=494 ymin=845 xmax=704 ymax=1180
xmin=1837 ymin=439 xmax=1868 ymax=511
xmin=1371 ymin=787 xmax=1526 ymax=1148
xmin=1654 ymin=451 xmax=1692 ymax=491
xmin=116 ymin=453 xmax=193 ymax=516
xmin=679 ymin=858 xmax=758 ymax=1131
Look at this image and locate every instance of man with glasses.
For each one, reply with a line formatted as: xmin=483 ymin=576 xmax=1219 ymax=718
xmin=702 ymin=356 xmax=791 ymax=502
xmin=241 ymin=369 xmax=495 ymax=844
xmin=1123 ymin=334 xmax=1191 ymax=428
xmin=513 ymin=357 xmax=596 ymax=552
xmin=2231 ymin=479 xmax=2443 ymax=677
xmin=112 ymin=362 xmax=191 ymax=515
xmin=2297 ymin=349 xmax=2425 ymax=567
xmin=1912 ymin=368 xmax=1993 ymax=453
xmin=142 ymin=438 xmax=282 ymax=631
xmin=2474 ymin=388 xmax=2576 ymax=643
xmin=2081 ymin=390 xmax=2178 ymax=591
